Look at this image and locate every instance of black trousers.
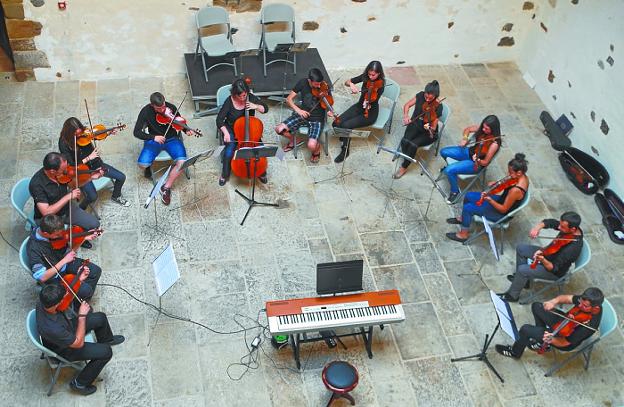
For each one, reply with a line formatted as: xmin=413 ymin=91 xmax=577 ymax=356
xmin=333 ymin=104 xmax=378 ymax=148
xmin=512 ymin=302 xmax=575 ymax=356
xmin=59 ymin=312 xmax=114 ymax=386
xmin=399 ymin=122 xmax=437 ymax=168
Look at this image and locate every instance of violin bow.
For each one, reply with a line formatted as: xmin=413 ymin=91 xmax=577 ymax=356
xmin=546 ymin=308 xmax=598 ymax=332
xmin=403 ymin=97 xmax=446 ymax=126
xmin=162 ymin=90 xmax=190 ymax=137
xmin=307 ymin=77 xmax=341 ymax=113
xmin=84 ymin=99 xmax=98 ymax=150
xmin=464 ymin=135 xmax=504 ymax=147
xmin=41 ymin=254 xmax=83 ymax=304
xmin=534 ymin=233 xmax=579 ymax=241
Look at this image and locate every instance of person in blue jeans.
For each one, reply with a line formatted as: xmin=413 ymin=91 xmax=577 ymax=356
xmin=134 ymin=92 xmax=196 ymax=205
xmin=440 ymin=115 xmax=502 ymax=204
xmin=446 ymin=153 xmax=529 ymax=243
xmin=59 ymin=117 xmax=130 ymax=208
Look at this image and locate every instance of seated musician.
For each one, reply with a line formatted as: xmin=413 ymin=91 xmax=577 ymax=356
xmin=27 ymin=214 xmax=101 ymax=301
xmin=133 ymin=92 xmax=189 ymax=206
xmin=275 ymin=68 xmax=334 ymax=164
xmin=36 ymin=284 xmax=124 ymax=395
xmin=332 ymin=60 xmax=385 ymax=163
xmin=500 ymin=212 xmax=583 ymax=302
xmin=29 ymin=152 xmax=100 ymax=247
xmin=446 ymin=153 xmax=529 ymax=243
xmin=495 ymin=287 xmax=603 ymax=359
xmin=59 ymin=117 xmax=130 ymax=207
xmin=216 ymin=78 xmax=269 ymax=186
xmin=440 ymin=115 xmax=502 ymax=204
xmin=393 ymin=80 xmax=442 ymax=179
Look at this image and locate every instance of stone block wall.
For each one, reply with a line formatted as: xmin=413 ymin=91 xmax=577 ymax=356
xmin=1 ymin=0 xmax=48 ymax=81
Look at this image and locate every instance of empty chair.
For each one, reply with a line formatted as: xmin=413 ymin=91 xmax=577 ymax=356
xmin=11 ymin=177 xmax=36 ymax=230
xmin=322 ymin=361 xmax=359 ymax=406
xmin=259 ymin=3 xmax=296 ymax=77
xmin=195 ymin=6 xmax=238 ymax=82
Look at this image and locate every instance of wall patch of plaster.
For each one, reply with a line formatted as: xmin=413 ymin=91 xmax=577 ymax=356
xmin=497 ymin=37 xmax=515 ymax=46
xmin=600 ymin=119 xmax=609 ymax=135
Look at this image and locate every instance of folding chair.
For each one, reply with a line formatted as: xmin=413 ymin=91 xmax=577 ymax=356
xmin=88 ymin=177 xmax=114 ymax=220
xmin=195 ymin=6 xmax=238 ymax=82
xmin=463 ymin=188 xmax=531 ymax=254
xmin=26 ymin=309 xmax=96 ymax=396
xmin=259 ymin=3 xmax=296 ymax=77
xmin=370 ymin=78 xmax=400 ymax=144
xmin=11 ymin=177 xmax=36 ymax=231
xmin=215 ymin=84 xmax=233 ymax=145
xmin=20 ymin=237 xmax=31 ymax=275
xmin=519 ymin=241 xmax=591 ymax=305
xmin=544 ymin=299 xmax=617 ymax=377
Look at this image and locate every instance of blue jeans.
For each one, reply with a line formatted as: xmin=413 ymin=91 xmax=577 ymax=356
xmin=137 ymin=137 xmax=187 ymax=166
xmin=460 ymin=192 xmax=505 ymax=229
xmin=440 ymin=146 xmax=478 ymax=193
xmin=81 ymin=163 xmax=126 ymax=206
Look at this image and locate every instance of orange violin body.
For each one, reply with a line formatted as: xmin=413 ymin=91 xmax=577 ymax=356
xmin=476 ymin=176 xmax=518 ymax=206
xmin=362 ymin=79 xmax=384 ymax=118
xmin=530 ymin=232 xmax=576 ymax=269
xmin=76 ymin=123 xmax=126 ymax=147
xmin=156 ymin=108 xmax=203 ymax=137
xmin=57 ymin=259 xmax=90 ymax=312
xmin=49 ymin=225 xmax=102 ymax=250
xmin=56 ymin=163 xmax=97 ymax=188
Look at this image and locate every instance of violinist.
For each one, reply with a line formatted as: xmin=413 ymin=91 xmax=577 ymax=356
xmin=29 ymin=152 xmax=100 ymax=245
xmin=26 ymin=214 xmax=101 ymax=301
xmin=500 ymin=212 xmax=583 ymax=302
xmin=59 ymin=117 xmax=130 ymax=207
xmin=440 ymin=115 xmax=502 ymax=204
xmin=393 ymin=80 xmax=442 ymax=178
xmin=274 ymin=68 xmax=333 ymax=164
xmin=495 ymin=287 xmax=603 ymax=359
xmin=446 ymin=153 xmax=529 ymax=243
xmin=36 ymin=284 xmax=125 ymax=395
xmin=332 ymin=61 xmax=385 ymax=163
xmin=134 ymin=92 xmax=189 ymax=205
xmin=216 ymin=78 xmax=269 ymax=186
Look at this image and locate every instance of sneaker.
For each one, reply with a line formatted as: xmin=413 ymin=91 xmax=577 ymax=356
xmin=528 ymin=339 xmax=543 ymax=352
xmin=143 ymin=166 xmax=152 ymax=179
xmin=495 ymin=344 xmax=519 ymax=359
xmin=507 ymin=274 xmax=530 ymax=289
xmin=104 ymin=335 xmax=125 ymax=346
xmin=80 ymin=240 xmax=93 ymax=249
xmin=111 ymin=196 xmax=130 ymax=207
xmin=258 ymin=174 xmax=268 ymax=184
xmin=160 ymin=186 xmax=171 ymax=206
xmin=446 ymin=191 xmax=459 ymax=204
xmin=497 ymin=292 xmax=519 ymax=303
xmin=334 ymin=148 xmax=349 ymax=163
xmin=70 ymin=379 xmax=97 ymax=395
xmin=218 ymin=176 xmax=227 ymax=186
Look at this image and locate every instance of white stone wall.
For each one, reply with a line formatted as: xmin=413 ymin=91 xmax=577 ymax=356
xmin=516 ymin=0 xmax=624 ymax=196
xmin=26 ymin=0 xmax=535 ymax=80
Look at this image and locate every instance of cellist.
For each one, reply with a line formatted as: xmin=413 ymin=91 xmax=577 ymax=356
xmin=499 ymin=212 xmax=583 ymax=302
xmin=495 ymin=287 xmax=602 ymax=359
xmin=216 ymin=78 xmax=269 ymax=186
xmin=26 ymin=214 xmax=101 ymax=302
xmin=393 ymin=80 xmax=442 ymax=178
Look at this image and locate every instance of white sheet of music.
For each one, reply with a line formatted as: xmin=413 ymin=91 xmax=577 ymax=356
xmin=152 ymin=243 xmax=180 ymax=297
xmin=482 ymin=216 xmax=499 ymax=261
xmin=489 ymin=290 xmax=518 ymax=341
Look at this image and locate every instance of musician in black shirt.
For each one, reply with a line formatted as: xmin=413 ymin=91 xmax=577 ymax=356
xmin=59 ymin=117 xmax=129 ymax=208
xmin=332 ymin=61 xmax=385 ymax=163
xmin=394 ymin=80 xmax=443 ymax=179
xmin=501 ymin=212 xmax=584 ymax=302
xmin=496 ymin=288 xmax=603 ymax=359
xmin=216 ymin=79 xmax=269 ymax=186
xmin=275 ymin=68 xmax=333 ymax=164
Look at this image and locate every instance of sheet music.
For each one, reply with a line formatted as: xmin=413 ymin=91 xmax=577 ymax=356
xmin=482 ymin=216 xmax=499 ymax=261
xmin=144 ymin=166 xmax=171 ymax=209
xmin=152 ymin=243 xmax=180 ymax=297
xmin=490 ymin=290 xmax=518 ymax=341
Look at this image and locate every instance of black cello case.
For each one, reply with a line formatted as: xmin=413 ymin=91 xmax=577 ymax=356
xmin=558 ymin=147 xmax=609 ymax=195
xmin=595 ymin=188 xmax=624 ymax=245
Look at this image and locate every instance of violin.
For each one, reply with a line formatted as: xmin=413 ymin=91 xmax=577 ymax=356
xmin=155 ymin=107 xmax=203 ymax=137
xmin=76 ymin=123 xmax=126 ymax=147
xmin=530 ymin=232 xmax=578 ymax=269
xmin=403 ymin=97 xmax=446 ymax=128
xmin=56 ymin=163 xmax=102 ymax=188
xmin=57 ymin=259 xmax=90 ymax=312
xmin=476 ymin=175 xmax=518 ymax=206
xmin=49 ymin=225 xmax=103 ymax=250
xmin=362 ymin=78 xmax=384 ymax=118
xmin=473 ymin=133 xmax=499 ymax=170
xmin=231 ymin=77 xmax=267 ymax=180
xmin=310 ymin=81 xmax=341 ymax=124
xmin=538 ymin=305 xmax=599 ymax=354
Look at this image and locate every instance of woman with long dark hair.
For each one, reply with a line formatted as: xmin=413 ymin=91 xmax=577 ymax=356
xmin=332 ymin=60 xmax=385 ymax=163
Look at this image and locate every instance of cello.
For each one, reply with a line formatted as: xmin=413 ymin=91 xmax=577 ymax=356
xmin=231 ymin=77 xmax=267 ymax=179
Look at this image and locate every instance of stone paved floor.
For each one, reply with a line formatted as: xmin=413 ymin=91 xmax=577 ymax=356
xmin=0 ymin=62 xmax=623 ymax=407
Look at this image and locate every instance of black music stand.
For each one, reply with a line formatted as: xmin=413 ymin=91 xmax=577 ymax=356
xmin=233 ymin=145 xmax=280 ymax=226
xmin=170 ymin=147 xmax=219 ymax=211
xmin=451 ymin=290 xmax=518 ymax=383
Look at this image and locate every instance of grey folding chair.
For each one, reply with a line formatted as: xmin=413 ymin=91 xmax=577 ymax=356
xmin=370 ymin=78 xmax=400 ymax=144
xmin=195 ymin=6 xmax=238 ymax=82
xmin=11 ymin=177 xmax=36 ymax=230
xmin=463 ymin=188 xmax=531 ymax=254
xmin=215 ymin=84 xmax=233 ymax=145
xmin=520 ymin=241 xmax=591 ymax=304
xmin=259 ymin=3 xmax=296 ymax=77
xmin=26 ymin=309 xmax=96 ymax=396
xmin=544 ymin=299 xmax=617 ymax=377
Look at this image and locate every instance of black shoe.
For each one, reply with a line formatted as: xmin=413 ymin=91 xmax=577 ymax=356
xmin=160 ymin=186 xmax=171 ymax=206
xmin=258 ymin=174 xmax=268 ymax=184
xmin=80 ymin=241 xmax=93 ymax=249
xmin=506 ymin=275 xmax=530 ymax=289
xmin=143 ymin=166 xmax=152 ymax=179
xmin=446 ymin=191 xmax=459 ymax=204
xmin=104 ymin=335 xmax=125 ymax=346
xmin=498 ymin=292 xmax=519 ymax=302
xmin=218 ymin=176 xmax=226 ymax=186
xmin=446 ymin=217 xmax=462 ymax=225
xmin=528 ymin=339 xmax=543 ymax=352
xmin=70 ymin=379 xmax=97 ymax=395
xmin=334 ymin=148 xmax=349 ymax=163
xmin=445 ymin=232 xmax=467 ymax=243
xmin=495 ymin=344 xmax=520 ymax=359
